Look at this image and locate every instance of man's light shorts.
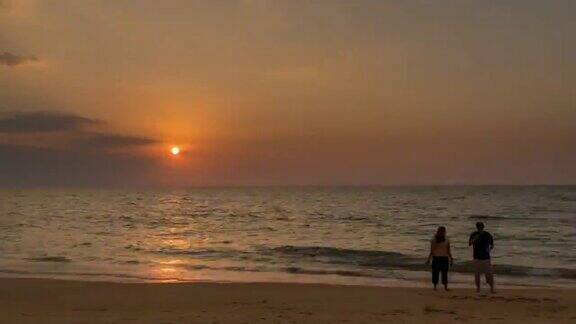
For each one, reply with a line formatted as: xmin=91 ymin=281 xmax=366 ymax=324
xmin=473 ymin=259 xmax=492 ymax=274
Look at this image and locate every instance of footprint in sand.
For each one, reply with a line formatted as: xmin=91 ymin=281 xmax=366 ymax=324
xmin=374 ymin=309 xmax=411 ymax=317
xmin=423 ymin=306 xmax=456 ymax=315
xmin=71 ymin=308 xmax=108 ymax=312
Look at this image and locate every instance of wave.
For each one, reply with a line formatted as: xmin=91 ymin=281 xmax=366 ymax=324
xmin=140 ymin=244 xmax=576 ymax=281
xmin=26 ymin=256 xmax=71 ymax=263
xmin=155 ymin=248 xmax=247 ymax=260
xmin=268 ymin=245 xmax=576 ymax=280
xmin=270 ymin=245 xmax=408 ymax=259
xmin=547 ymin=193 xmax=576 ymax=202
xmin=268 ymin=245 xmax=416 ymax=267
xmin=456 ymin=261 xmax=576 ymax=280
xmin=530 ymin=206 xmax=575 ymax=214
xmin=281 ymin=265 xmax=576 ymax=280
xmin=13 ymin=246 xmax=576 ymax=283
xmin=466 ymin=215 xmax=550 ymax=221
xmin=466 ymin=215 xmax=509 ymax=220
xmin=283 ymin=267 xmax=385 ymax=278
xmin=268 ymin=245 xmax=427 ymax=275
xmin=439 ymin=196 xmax=467 ymax=201
xmin=0 ymin=268 xmax=178 ymax=282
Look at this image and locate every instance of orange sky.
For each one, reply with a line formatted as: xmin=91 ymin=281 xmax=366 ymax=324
xmin=0 ymin=0 xmax=575 ymax=186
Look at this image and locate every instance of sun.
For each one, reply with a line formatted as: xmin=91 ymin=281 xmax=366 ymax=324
xmin=170 ymin=146 xmax=180 ymax=155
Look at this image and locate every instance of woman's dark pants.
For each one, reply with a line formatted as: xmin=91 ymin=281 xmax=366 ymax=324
xmin=432 ymin=256 xmax=449 ymax=286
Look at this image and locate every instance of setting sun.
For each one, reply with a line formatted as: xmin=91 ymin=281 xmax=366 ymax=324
xmin=170 ymin=146 xmax=180 ymax=155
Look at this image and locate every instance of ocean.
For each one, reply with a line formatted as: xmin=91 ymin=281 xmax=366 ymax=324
xmin=1 ymin=186 xmax=575 ymax=287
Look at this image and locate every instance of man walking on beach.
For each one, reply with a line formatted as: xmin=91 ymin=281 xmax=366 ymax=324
xmin=469 ymin=222 xmax=495 ymax=293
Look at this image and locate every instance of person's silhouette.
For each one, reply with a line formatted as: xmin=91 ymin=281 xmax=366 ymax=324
xmin=469 ymin=222 xmax=495 ymax=293
xmin=426 ymin=226 xmax=453 ymax=291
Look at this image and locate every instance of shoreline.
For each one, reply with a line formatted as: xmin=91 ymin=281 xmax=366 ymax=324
xmin=2 ymin=269 xmax=575 ymax=290
xmin=1 ymin=278 xmax=575 ymax=323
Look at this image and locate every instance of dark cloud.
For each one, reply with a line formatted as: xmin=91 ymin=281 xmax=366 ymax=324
xmin=0 ymin=111 xmax=99 ymax=133
xmin=0 ymin=144 xmax=160 ymax=187
xmin=76 ymin=133 xmax=158 ymax=148
xmin=0 ymin=51 xmax=38 ymax=67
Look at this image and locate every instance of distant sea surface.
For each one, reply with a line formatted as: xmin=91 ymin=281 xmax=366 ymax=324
xmin=1 ymin=187 xmax=575 ymax=287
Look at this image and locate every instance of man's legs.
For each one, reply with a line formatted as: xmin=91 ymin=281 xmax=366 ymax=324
xmin=474 ymin=272 xmax=481 ymax=292
xmin=486 ymin=264 xmax=495 ymax=293
xmin=474 ymin=259 xmax=495 ymax=293
xmin=473 ymin=259 xmax=482 ymax=292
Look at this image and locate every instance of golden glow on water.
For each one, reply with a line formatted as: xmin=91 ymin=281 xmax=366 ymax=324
xmin=160 ymin=238 xmax=191 ymax=250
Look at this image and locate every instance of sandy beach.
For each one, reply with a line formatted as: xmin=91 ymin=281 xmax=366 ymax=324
xmin=0 ymin=278 xmax=574 ymax=323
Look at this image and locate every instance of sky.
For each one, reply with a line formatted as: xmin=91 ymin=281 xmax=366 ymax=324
xmin=1 ymin=0 xmax=575 ymax=187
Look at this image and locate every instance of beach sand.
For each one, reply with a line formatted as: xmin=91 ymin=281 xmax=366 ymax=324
xmin=0 ymin=278 xmax=574 ymax=323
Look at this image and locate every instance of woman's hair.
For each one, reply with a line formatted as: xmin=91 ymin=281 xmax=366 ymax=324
xmin=435 ymin=226 xmax=447 ymax=243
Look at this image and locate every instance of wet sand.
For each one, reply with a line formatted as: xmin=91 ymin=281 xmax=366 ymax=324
xmin=0 ymin=278 xmax=575 ymax=323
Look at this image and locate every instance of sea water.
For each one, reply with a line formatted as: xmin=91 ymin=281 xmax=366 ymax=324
xmin=1 ymin=186 xmax=575 ymax=287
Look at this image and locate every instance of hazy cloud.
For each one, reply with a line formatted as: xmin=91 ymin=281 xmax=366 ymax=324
xmin=0 ymin=51 xmax=38 ymax=67
xmin=0 ymin=111 xmax=99 ymax=133
xmin=264 ymin=65 xmax=320 ymax=83
xmin=76 ymin=133 xmax=158 ymax=149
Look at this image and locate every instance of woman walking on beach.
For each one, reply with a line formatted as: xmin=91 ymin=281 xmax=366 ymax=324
xmin=426 ymin=226 xmax=453 ymax=291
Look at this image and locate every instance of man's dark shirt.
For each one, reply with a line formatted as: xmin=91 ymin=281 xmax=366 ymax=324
xmin=469 ymin=231 xmax=494 ymax=260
